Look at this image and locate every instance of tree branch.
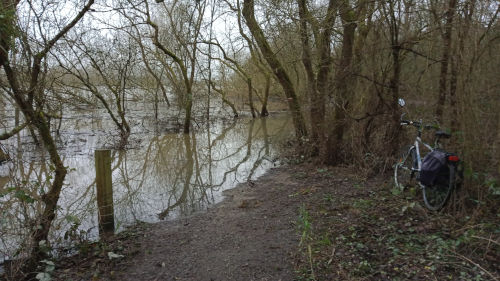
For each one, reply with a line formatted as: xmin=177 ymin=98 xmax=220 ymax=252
xmin=0 ymin=123 xmax=28 ymax=140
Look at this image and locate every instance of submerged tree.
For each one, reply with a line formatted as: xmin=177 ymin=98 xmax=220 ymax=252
xmin=242 ymin=0 xmax=308 ymax=139
xmin=57 ymin=31 xmax=135 ymax=146
xmin=142 ymin=0 xmax=206 ymax=134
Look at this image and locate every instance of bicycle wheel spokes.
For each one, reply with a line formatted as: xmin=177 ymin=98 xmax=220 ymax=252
xmin=394 ymin=147 xmax=416 ymax=191
xmin=423 ymin=164 xmax=455 ymax=211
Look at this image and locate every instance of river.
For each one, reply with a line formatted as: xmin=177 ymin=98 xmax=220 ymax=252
xmin=0 ymin=103 xmax=293 ymax=268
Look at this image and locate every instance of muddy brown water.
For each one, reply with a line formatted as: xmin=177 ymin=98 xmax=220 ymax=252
xmin=0 ymin=104 xmax=292 ymax=270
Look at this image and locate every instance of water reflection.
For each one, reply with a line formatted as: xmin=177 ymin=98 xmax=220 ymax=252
xmin=0 ymin=115 xmax=292 ymax=261
xmin=109 ymin=117 xmax=289 ymax=223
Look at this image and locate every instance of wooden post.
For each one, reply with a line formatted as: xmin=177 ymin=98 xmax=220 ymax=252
xmin=0 ymin=176 xmax=9 ymax=190
xmin=0 ymin=145 xmax=8 ymax=164
xmin=95 ymin=150 xmax=115 ymax=236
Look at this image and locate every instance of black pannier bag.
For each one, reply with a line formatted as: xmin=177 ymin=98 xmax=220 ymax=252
xmin=420 ymin=150 xmax=448 ymax=186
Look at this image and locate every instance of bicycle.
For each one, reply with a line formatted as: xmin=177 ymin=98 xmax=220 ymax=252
xmin=394 ymin=100 xmax=461 ymax=211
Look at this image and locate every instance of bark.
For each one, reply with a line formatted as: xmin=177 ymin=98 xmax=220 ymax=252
xmin=4 ymin=65 xmax=69 ymax=280
xmin=260 ymin=75 xmax=270 ymax=117
xmin=497 ymin=112 xmax=500 ymax=175
xmin=385 ymin=0 xmax=403 ymax=159
xmin=325 ymin=2 xmax=357 ymax=165
xmin=387 ymin=44 xmax=402 ymax=157
xmin=0 ymin=123 xmax=27 ymax=140
xmin=449 ymin=53 xmax=459 ymax=132
xmin=298 ymin=0 xmax=336 ymax=151
xmin=0 ymin=147 xmax=8 ymax=163
xmin=242 ymin=0 xmax=307 ymax=138
xmin=450 ymin=0 xmax=474 ymax=133
xmin=298 ymin=0 xmax=319 ymax=142
xmin=315 ymin=0 xmax=336 ymax=151
xmin=248 ymin=78 xmax=257 ymax=118
xmin=435 ymin=0 xmax=458 ymax=124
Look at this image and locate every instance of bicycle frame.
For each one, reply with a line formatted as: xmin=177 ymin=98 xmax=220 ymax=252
xmin=412 ymin=136 xmax=434 ymax=173
xmin=400 ymin=118 xmax=437 ymax=187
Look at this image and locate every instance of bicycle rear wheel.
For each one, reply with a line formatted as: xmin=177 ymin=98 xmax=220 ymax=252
xmin=423 ymin=164 xmax=455 ymax=211
xmin=394 ymin=146 xmax=417 ymax=191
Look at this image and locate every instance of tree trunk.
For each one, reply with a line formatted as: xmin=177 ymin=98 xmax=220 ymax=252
xmin=0 ymin=1 xmax=93 ymax=276
xmin=248 ymin=78 xmax=256 ymax=118
xmin=325 ymin=16 xmax=357 ymax=165
xmin=386 ymin=45 xmax=402 ymax=158
xmin=298 ymin=0 xmax=319 ymax=143
xmin=260 ymin=75 xmax=270 ymax=117
xmin=435 ymin=0 xmax=458 ymax=124
xmin=183 ymin=93 xmax=193 ymax=134
xmin=7 ymin=94 xmax=68 ymax=275
xmin=449 ymin=53 xmax=459 ymax=133
xmin=242 ymin=0 xmax=307 ymax=138
xmin=450 ymin=0 xmax=474 ymax=134
xmin=297 ymin=0 xmax=335 ymax=152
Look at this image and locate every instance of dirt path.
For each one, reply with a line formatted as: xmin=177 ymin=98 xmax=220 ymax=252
xmin=116 ymin=167 xmax=301 ymax=281
xmin=54 ymin=165 xmax=306 ymax=281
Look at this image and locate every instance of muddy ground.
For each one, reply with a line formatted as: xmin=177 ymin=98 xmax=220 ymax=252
xmin=52 ymin=164 xmax=305 ymax=281
xmin=18 ymin=162 xmax=500 ymax=280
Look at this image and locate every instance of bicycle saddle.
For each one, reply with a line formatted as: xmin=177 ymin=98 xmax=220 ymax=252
xmin=435 ymin=131 xmax=451 ymax=138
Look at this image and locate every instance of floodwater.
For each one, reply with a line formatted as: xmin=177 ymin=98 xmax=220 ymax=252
xmin=0 ymin=103 xmax=293 ymax=266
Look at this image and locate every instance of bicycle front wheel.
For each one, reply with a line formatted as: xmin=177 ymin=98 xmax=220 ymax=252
xmin=423 ymin=164 xmax=455 ymax=211
xmin=394 ymin=146 xmax=417 ymax=191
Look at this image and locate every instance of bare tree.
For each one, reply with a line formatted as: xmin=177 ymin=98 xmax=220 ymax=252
xmin=0 ymin=0 xmax=94 ymax=275
xmin=143 ymin=0 xmax=206 ymax=134
xmin=435 ymin=0 xmax=458 ymax=124
xmin=297 ymin=0 xmax=336 ymax=154
xmin=242 ymin=0 xmax=307 ymax=138
xmin=56 ymin=32 xmax=134 ymax=146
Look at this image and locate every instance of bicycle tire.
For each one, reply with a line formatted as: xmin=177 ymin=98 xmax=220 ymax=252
xmin=422 ymin=163 xmax=455 ymax=211
xmin=394 ymin=146 xmax=417 ymax=191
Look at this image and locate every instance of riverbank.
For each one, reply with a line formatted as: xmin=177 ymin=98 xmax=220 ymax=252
xmin=41 ymin=162 xmax=500 ymax=280
xmin=52 ymin=163 xmax=304 ymax=281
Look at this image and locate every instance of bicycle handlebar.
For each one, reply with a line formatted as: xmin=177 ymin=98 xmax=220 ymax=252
xmin=400 ymin=120 xmax=420 ymax=127
xmin=400 ymin=120 xmax=437 ymax=131
xmin=400 ymin=112 xmax=440 ymax=129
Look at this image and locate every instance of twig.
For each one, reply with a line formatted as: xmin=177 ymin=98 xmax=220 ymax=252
xmin=327 ymin=245 xmax=336 ymax=265
xmin=471 ymin=235 xmax=500 ymax=247
xmin=307 ymin=244 xmax=316 ymax=280
xmin=449 ymin=251 xmax=499 ymax=281
xmin=451 ymin=224 xmax=485 ymax=235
